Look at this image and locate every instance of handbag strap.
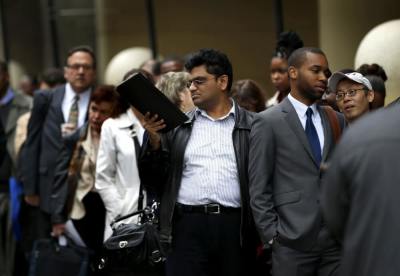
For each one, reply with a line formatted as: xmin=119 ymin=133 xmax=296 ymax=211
xmin=65 ymin=144 xmax=86 ymax=215
xmin=129 ymin=125 xmax=144 ymax=211
xmin=110 ymin=125 xmax=147 ymax=228
xmin=322 ymin=105 xmax=342 ymax=144
xmin=111 ymin=209 xmax=145 ymax=225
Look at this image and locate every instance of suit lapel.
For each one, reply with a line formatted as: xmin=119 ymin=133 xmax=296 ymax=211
xmin=319 ymin=106 xmax=333 ymax=162
xmin=281 ymin=98 xmax=318 ymax=167
xmin=53 ymin=86 xmax=66 ymax=124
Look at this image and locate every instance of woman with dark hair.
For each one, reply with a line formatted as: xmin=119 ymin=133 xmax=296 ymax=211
xmin=51 ymin=85 xmax=120 ymax=271
xmin=357 ymin=63 xmax=387 ymax=109
xmin=267 ymin=31 xmax=303 ymax=108
xmin=231 ymin=79 xmax=266 ymax=113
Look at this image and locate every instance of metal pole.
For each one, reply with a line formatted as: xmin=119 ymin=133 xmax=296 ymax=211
xmin=273 ymin=0 xmax=284 ymax=39
xmin=48 ymin=0 xmax=60 ymax=67
xmin=0 ymin=0 xmax=9 ymax=62
xmin=145 ymin=0 xmax=158 ymax=59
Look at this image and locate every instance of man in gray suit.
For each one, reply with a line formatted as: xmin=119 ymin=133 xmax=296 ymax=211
xmin=321 ymin=104 xmax=400 ymax=276
xmin=249 ymin=47 xmax=345 ymax=276
xmin=22 ymin=46 xmax=96 ymax=238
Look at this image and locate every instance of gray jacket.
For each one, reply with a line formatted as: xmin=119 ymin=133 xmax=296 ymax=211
xmin=249 ymin=97 xmax=345 ymax=251
xmin=322 ymin=104 xmax=400 ymax=276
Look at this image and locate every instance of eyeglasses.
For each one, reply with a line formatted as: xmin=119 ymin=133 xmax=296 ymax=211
xmin=66 ymin=64 xmax=94 ymax=71
xmin=336 ymin=88 xmax=367 ymax=101
xmin=186 ymin=76 xmax=216 ymax=88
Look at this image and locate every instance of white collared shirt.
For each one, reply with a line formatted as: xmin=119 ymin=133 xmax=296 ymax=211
xmin=177 ymin=103 xmax=241 ymax=208
xmin=61 ymin=83 xmax=91 ymax=127
xmin=288 ymin=93 xmax=324 ymax=151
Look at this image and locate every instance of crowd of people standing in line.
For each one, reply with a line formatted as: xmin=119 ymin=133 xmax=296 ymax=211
xmin=0 ymin=30 xmax=399 ymax=276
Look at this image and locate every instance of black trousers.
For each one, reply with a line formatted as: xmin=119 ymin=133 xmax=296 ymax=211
xmin=166 ymin=210 xmax=244 ymax=276
xmin=72 ymin=191 xmax=106 ymax=252
xmin=272 ymin=226 xmax=340 ymax=276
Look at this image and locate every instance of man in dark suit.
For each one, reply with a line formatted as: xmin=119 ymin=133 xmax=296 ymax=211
xmin=249 ymin=47 xmax=345 ymax=276
xmin=22 ymin=45 xmax=96 ymax=238
xmin=321 ymin=104 xmax=400 ymax=276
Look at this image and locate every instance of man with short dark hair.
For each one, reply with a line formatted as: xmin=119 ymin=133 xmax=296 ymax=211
xmin=22 ymin=45 xmax=96 ymax=238
xmin=329 ymin=71 xmax=374 ymax=124
xmin=144 ymin=48 xmax=258 ymax=276
xmin=249 ymin=47 xmax=345 ymax=276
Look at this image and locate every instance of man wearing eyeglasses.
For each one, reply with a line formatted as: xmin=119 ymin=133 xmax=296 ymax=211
xmin=328 ymin=71 xmax=374 ymax=124
xmin=21 ymin=46 xmax=96 ymax=241
xmin=143 ymin=48 xmax=258 ymax=276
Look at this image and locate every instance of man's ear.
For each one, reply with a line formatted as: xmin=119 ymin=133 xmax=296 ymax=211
xmin=288 ymin=66 xmax=297 ymax=80
xmin=367 ymin=90 xmax=375 ymax=103
xmin=218 ymin=75 xmax=228 ymax=91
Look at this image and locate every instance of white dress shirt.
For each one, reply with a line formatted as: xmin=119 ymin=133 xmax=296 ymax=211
xmin=288 ymin=93 xmax=324 ymax=151
xmin=95 ymin=109 xmax=145 ymax=239
xmin=61 ymin=83 xmax=91 ymax=128
xmin=177 ymin=104 xmax=241 ymax=208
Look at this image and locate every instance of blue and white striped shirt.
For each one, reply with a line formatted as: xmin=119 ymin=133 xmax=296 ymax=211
xmin=177 ymin=104 xmax=241 ymax=208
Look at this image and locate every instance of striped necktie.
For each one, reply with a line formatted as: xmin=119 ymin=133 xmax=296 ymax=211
xmin=68 ymin=95 xmax=79 ymax=127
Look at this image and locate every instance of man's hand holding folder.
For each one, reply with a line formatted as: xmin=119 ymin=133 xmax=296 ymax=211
xmin=142 ymin=112 xmax=166 ymax=151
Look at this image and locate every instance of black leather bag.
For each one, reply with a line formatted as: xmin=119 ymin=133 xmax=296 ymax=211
xmin=99 ymin=203 xmax=165 ymax=272
xmin=28 ymin=238 xmax=90 ymax=276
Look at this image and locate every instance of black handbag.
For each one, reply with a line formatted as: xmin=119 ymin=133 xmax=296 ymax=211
xmin=28 ymin=237 xmax=90 ymax=276
xmin=99 ymin=202 xmax=165 ymax=272
xmin=98 ymin=129 xmax=165 ymax=272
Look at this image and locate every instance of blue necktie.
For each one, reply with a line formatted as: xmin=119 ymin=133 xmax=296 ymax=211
xmin=305 ymin=108 xmax=322 ymax=166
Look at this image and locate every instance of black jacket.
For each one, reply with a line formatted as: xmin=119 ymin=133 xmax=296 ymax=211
xmin=141 ymin=102 xmax=258 ymax=251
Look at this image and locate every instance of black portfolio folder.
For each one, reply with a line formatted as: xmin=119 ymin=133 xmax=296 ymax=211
xmin=116 ymin=73 xmax=189 ymax=133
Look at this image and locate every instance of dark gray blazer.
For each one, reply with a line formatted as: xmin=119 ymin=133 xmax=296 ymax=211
xmin=249 ymin=97 xmax=345 ymax=251
xmin=321 ymin=104 xmax=400 ymax=276
xmin=22 ymin=86 xmax=66 ymax=212
xmin=23 ymin=85 xmax=90 ymax=213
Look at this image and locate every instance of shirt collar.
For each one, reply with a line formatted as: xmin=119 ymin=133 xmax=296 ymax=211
xmin=0 ymin=87 xmax=14 ymax=106
xmin=288 ymin=93 xmax=318 ymax=118
xmin=195 ymin=100 xmax=236 ymax=122
xmin=115 ymin=108 xmax=141 ymax=128
xmin=65 ymin=83 xmax=91 ymax=100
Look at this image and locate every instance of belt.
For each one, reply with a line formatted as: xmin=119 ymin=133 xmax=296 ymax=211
xmin=175 ymin=203 xmax=240 ymax=215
